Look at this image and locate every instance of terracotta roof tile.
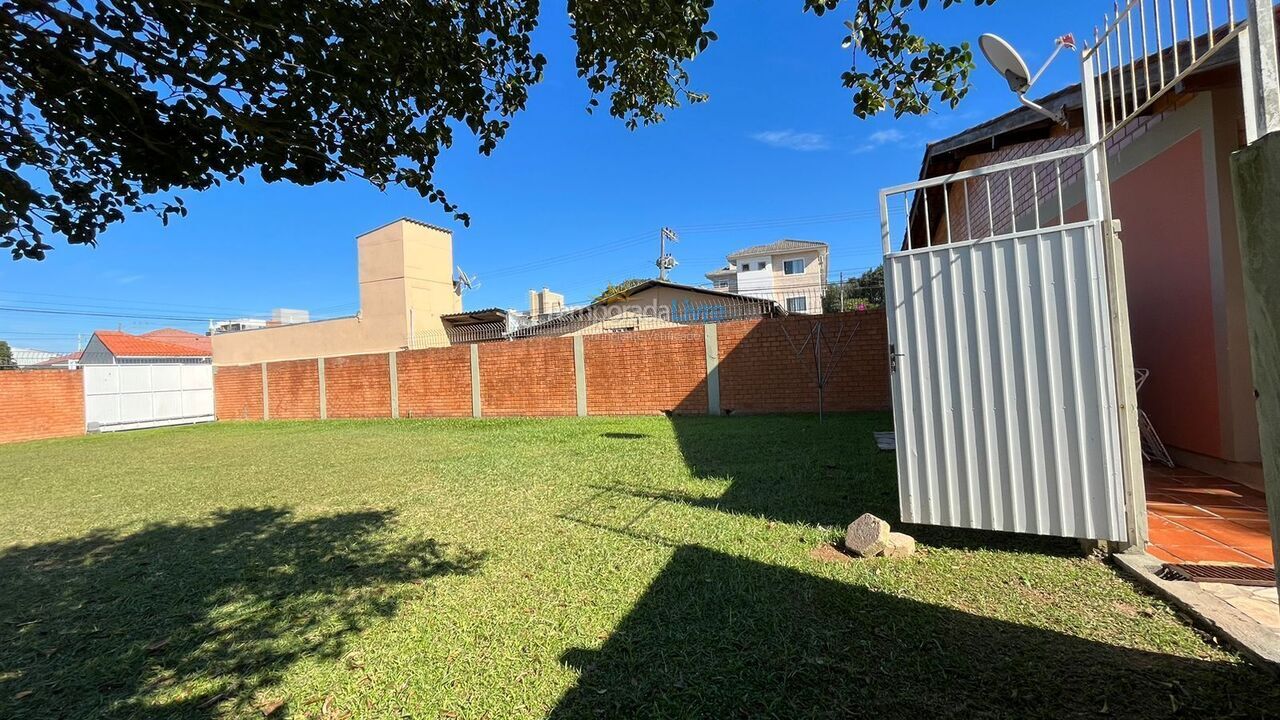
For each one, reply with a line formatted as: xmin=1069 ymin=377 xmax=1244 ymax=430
xmin=94 ymin=331 xmax=211 ymax=357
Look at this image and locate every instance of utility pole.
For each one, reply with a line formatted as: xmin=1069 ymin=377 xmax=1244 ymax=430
xmin=656 ymin=227 xmax=678 ymax=281
xmin=839 ymin=271 xmax=845 ymax=313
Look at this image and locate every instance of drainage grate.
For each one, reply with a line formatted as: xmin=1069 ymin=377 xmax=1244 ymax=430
xmin=1158 ymin=563 xmax=1276 ymax=587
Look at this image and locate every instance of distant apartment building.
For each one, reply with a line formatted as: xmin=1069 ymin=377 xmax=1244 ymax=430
xmin=705 ymin=239 xmax=829 ymax=314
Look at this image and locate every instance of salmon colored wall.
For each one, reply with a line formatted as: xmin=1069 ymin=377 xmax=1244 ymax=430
xmin=1109 ymin=130 xmax=1222 ymax=458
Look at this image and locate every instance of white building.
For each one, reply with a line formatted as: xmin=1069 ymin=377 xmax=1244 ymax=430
xmin=705 ymin=239 xmax=829 ymax=314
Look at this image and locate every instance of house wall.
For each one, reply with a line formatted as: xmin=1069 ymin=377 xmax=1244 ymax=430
xmin=212 ymin=313 xmax=892 ymax=421
xmin=211 ymin=219 xmax=461 ymax=365
xmin=0 ymin=369 xmax=85 ymax=444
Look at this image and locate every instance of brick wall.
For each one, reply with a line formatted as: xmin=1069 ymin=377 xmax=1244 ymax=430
xmin=213 ymin=364 xmax=263 ymax=421
xmin=478 ymin=338 xmax=576 ymax=417
xmin=213 ymin=312 xmax=892 ymax=422
xmin=584 ymin=326 xmax=708 ymax=415
xmin=718 ymin=313 xmax=890 ymax=414
xmin=324 ymin=353 xmax=391 ymax=419
xmin=0 ymin=370 xmax=85 ymax=444
xmin=398 ymin=346 xmax=472 ymax=418
xmin=267 ymin=360 xmax=320 ymax=419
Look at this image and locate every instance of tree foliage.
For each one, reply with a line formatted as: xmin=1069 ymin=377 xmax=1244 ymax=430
xmin=823 ymin=265 xmax=884 ymax=313
xmin=0 ymin=340 xmax=12 ymax=368
xmin=595 ymin=278 xmax=649 ymax=303
xmin=2 ymin=0 xmax=994 ymax=260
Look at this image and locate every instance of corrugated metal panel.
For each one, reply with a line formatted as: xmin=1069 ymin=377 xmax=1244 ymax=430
xmin=885 ymin=221 xmax=1128 ymax=541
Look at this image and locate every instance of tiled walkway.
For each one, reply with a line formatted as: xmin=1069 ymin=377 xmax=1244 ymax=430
xmin=1145 ymin=466 xmax=1273 ymax=567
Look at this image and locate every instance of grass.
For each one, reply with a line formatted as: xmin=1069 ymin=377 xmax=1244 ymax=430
xmin=0 ymin=414 xmax=1276 ymax=719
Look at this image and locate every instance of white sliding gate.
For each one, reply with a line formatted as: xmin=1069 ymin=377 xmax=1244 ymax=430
xmin=880 ymin=145 xmax=1131 ymax=542
xmin=83 ymin=362 xmax=215 ymax=432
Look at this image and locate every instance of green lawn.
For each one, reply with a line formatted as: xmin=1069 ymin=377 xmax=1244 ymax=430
xmin=1 ymin=415 xmax=1275 ymax=719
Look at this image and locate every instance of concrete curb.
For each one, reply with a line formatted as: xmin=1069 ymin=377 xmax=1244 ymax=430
xmin=1112 ymin=551 xmax=1280 ymax=673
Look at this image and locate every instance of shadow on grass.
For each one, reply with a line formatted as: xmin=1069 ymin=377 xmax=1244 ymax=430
xmin=552 ymin=545 xmax=1277 ymax=719
xmin=0 ymin=508 xmax=483 ymax=720
xmin=665 ymin=414 xmax=1083 ymax=556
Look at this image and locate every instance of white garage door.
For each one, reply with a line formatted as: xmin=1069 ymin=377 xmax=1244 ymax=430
xmin=84 ymin=363 xmax=215 ymax=432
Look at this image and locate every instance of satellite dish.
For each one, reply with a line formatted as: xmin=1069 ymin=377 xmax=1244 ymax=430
xmin=454 ymin=266 xmax=478 ymax=294
xmin=979 ymin=33 xmax=1031 ymax=95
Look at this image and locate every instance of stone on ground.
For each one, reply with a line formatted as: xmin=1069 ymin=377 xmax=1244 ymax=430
xmin=844 ymin=513 xmax=891 ymax=557
xmin=883 ymin=531 xmax=917 ymax=558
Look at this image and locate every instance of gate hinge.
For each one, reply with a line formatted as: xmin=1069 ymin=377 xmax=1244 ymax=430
xmin=889 ymin=343 xmax=904 ymax=373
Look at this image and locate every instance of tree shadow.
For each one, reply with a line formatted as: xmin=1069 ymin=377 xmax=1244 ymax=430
xmin=0 ymin=508 xmax=483 ymax=719
xmin=665 ymin=414 xmax=1083 ymax=556
xmin=551 ymin=545 xmax=1278 ymax=719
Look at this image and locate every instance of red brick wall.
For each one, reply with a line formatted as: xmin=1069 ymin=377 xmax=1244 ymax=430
xmin=0 ymin=370 xmax=85 ymax=444
xmin=324 ymin=353 xmax=392 ymax=419
xmin=212 ymin=314 xmax=891 ymax=422
xmin=398 ymin=346 xmax=473 ymax=418
xmin=267 ymin=359 xmax=320 ymax=420
xmin=214 ymin=364 xmax=263 ymax=421
xmin=584 ymin=326 xmax=708 ymax=415
xmin=718 ymin=312 xmax=890 ymax=414
xmin=478 ymin=338 xmax=576 ymax=417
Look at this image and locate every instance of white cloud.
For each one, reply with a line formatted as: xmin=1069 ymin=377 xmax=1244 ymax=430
xmin=750 ymin=130 xmax=831 ymax=152
xmin=852 ymin=128 xmax=915 ymax=154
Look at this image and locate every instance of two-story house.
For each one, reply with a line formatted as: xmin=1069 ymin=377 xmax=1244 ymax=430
xmin=704 ymin=239 xmax=829 ymax=314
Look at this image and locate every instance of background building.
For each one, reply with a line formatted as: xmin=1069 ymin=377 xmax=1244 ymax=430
xmin=212 ymin=218 xmax=463 ymax=365
xmin=705 ymin=239 xmax=829 ymax=314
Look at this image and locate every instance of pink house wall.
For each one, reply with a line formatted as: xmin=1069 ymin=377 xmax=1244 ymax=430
xmin=1109 ymin=131 xmax=1223 ymax=458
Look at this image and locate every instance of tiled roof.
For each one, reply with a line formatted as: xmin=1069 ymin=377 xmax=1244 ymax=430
xmin=35 ymin=350 xmax=82 ymax=367
xmin=726 ymin=239 xmax=828 ymax=258
xmin=141 ymin=328 xmax=213 ymax=354
xmin=94 ymin=330 xmax=211 ymax=357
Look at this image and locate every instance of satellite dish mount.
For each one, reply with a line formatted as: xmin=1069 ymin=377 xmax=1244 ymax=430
xmin=979 ymin=33 xmax=1075 ymax=126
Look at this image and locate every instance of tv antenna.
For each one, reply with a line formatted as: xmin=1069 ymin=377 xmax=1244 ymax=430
xmin=453 ymin=266 xmax=479 ymax=295
xmin=656 ymin=227 xmax=679 ymax=281
xmin=978 ymin=32 xmax=1076 ymax=126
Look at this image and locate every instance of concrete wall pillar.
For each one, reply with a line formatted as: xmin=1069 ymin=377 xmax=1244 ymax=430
xmin=573 ymin=335 xmax=587 ymax=417
xmin=261 ymin=362 xmax=269 ymax=421
xmin=704 ymin=323 xmax=721 ymax=416
xmin=470 ymin=344 xmax=482 ymax=418
xmin=318 ymin=357 xmax=327 ymax=420
xmin=1230 ymin=132 xmax=1280 ymax=594
xmin=389 ymin=351 xmax=400 ymax=419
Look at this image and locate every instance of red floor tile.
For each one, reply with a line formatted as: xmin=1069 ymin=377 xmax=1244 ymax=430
xmin=1157 ymin=543 xmax=1263 ymax=565
xmin=1147 ymin=501 xmax=1218 ymax=518
xmin=1172 ymin=518 xmax=1269 ymax=546
xmin=1146 ymin=546 xmax=1182 ymax=563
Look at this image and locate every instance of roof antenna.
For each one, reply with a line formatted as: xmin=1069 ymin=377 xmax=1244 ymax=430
xmin=656 ymin=227 xmax=679 ymax=281
xmin=978 ymin=33 xmax=1076 ymax=126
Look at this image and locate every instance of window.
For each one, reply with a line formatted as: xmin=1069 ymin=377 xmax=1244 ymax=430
xmin=756 ymin=262 xmax=766 ymax=270
xmin=715 ymin=280 xmax=729 ymax=289
xmin=740 ymin=263 xmax=750 ymax=272
xmin=782 ymin=259 xmax=805 ymax=275
xmin=786 ymin=296 xmax=807 ymax=312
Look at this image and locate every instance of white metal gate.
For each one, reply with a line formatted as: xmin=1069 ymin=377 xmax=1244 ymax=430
xmin=879 ymin=145 xmax=1130 ymax=542
xmin=83 ymin=363 xmax=215 ymax=432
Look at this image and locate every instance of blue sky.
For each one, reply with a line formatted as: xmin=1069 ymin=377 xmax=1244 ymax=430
xmin=0 ymin=1 xmax=1110 ymax=352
